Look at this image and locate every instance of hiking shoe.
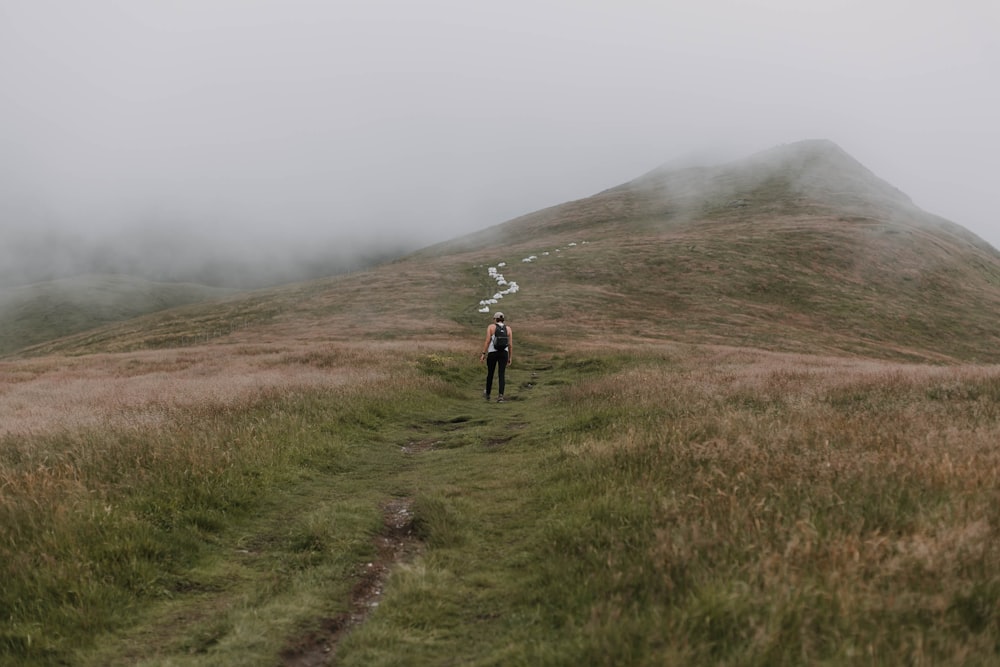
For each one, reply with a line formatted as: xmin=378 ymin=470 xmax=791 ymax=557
xmin=497 ymin=395 xmax=505 ymax=403
xmin=483 ymin=391 xmax=490 ymax=401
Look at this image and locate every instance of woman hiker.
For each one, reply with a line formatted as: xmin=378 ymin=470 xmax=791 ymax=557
xmin=480 ymin=311 xmax=512 ymax=402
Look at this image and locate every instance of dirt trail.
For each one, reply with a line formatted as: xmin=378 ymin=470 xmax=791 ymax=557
xmin=279 ymin=497 xmax=420 ymax=666
xmin=280 ymin=363 xmax=540 ymax=664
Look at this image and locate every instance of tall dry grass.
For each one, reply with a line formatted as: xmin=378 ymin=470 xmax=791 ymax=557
xmin=547 ymin=347 xmax=1000 ymax=663
xmin=0 ymin=341 xmax=435 ymax=437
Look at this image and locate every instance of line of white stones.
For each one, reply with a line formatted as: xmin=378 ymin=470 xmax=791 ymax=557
xmin=476 ymin=241 xmax=588 ymax=313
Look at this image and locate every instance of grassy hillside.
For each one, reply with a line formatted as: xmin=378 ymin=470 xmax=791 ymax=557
xmin=2 ymin=140 xmax=999 ymax=665
xmin=17 ymin=140 xmax=1000 ymax=364
xmin=0 ymin=274 xmax=236 ymax=356
xmin=419 ymin=139 xmax=1000 ymax=361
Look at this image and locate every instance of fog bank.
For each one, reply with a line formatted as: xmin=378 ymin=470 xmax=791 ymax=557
xmin=2 ymin=0 xmax=997 ymax=282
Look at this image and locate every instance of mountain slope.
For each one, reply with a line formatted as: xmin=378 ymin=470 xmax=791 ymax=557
xmin=13 ymin=140 xmax=1000 ymax=363
xmin=0 ymin=274 xmax=235 ymax=356
xmin=414 ymin=139 xmax=1000 ymax=361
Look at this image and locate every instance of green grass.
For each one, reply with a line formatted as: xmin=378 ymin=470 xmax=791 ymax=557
xmin=3 ymin=345 xmax=999 ymax=665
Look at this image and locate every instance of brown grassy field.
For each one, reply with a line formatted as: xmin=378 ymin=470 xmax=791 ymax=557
xmin=3 ymin=333 xmax=999 ymax=664
xmin=0 ymin=341 xmax=405 ymax=437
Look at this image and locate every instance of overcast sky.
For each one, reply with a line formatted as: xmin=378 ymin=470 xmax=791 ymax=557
xmin=2 ymin=0 xmax=998 ymax=255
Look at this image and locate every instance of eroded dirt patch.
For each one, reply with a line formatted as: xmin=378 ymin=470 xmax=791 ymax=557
xmin=401 ymin=439 xmax=439 ymax=454
xmin=280 ymin=497 xmax=420 ymax=666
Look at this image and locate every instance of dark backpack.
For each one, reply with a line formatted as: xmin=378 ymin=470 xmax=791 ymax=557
xmin=493 ymin=323 xmax=508 ymax=352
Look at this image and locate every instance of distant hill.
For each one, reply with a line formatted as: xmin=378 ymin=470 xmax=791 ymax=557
xmin=0 ymin=223 xmax=419 ymax=290
xmin=0 ymin=274 xmax=235 ymax=356
xmin=14 ymin=140 xmax=1000 ymax=363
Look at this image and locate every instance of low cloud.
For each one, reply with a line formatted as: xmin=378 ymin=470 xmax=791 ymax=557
xmin=1 ymin=0 xmax=997 ymax=286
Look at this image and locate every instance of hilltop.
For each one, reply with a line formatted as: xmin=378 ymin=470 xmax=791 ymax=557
xmin=14 ymin=139 xmax=1000 ymax=364
xmin=415 ymin=139 xmax=1000 ymax=361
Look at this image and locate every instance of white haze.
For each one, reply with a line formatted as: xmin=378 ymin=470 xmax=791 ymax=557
xmin=1 ymin=0 xmax=998 ymax=286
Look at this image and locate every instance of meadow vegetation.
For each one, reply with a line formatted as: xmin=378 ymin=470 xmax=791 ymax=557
xmin=2 ymin=337 xmax=998 ymax=665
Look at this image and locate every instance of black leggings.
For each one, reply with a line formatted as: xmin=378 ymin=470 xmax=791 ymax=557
xmin=485 ymin=351 xmax=508 ymax=396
